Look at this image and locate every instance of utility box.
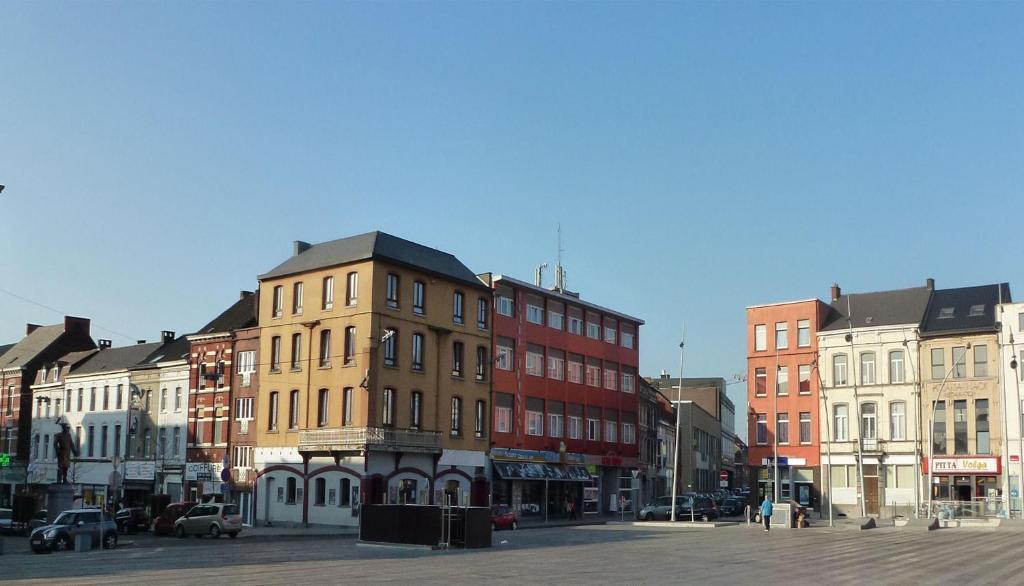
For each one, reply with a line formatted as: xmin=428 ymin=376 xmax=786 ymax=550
xmin=74 ymin=534 xmax=92 ymax=552
xmin=771 ymin=503 xmax=792 ymax=529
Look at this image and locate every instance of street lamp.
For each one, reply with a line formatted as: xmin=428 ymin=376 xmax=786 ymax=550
xmin=670 ymin=333 xmax=685 ymax=522
xmin=927 ymin=343 xmax=971 ymax=517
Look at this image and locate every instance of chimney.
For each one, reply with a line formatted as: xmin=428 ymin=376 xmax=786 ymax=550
xmin=240 ymin=290 xmax=253 ymax=300
xmin=26 ymin=323 xmax=41 ymax=335
xmin=830 ymin=283 xmax=841 ymax=302
xmin=293 ymin=241 xmax=311 ymax=257
xmin=161 ymin=331 xmax=175 ymax=344
xmin=137 ymin=339 xmax=147 ymax=344
xmin=98 ymin=339 xmax=112 ymax=349
xmin=926 ymin=277 xmax=935 ymax=290
xmin=63 ymin=316 xmax=90 ymax=337
xmin=660 ymin=370 xmax=669 ymax=379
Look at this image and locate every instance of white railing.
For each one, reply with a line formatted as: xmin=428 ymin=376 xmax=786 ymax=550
xmin=861 ymin=437 xmax=879 ymax=451
xmin=298 ymin=426 xmax=442 ymax=453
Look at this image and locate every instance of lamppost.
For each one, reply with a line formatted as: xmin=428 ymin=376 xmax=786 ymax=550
xmin=1008 ymin=334 xmax=1022 ymax=516
xmin=670 ymin=333 xmax=685 ymax=522
xmin=122 ymin=384 xmax=143 ymax=508
xmin=927 ymin=343 xmax=971 ymax=517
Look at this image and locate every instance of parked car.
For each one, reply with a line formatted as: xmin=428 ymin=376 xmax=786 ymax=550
xmin=29 ymin=508 xmax=118 ymax=553
xmin=0 ymin=508 xmax=15 ymax=534
xmin=28 ymin=509 xmax=49 ymax=531
xmin=173 ymin=503 xmax=243 ymax=538
xmin=152 ymin=501 xmax=197 ymax=536
xmin=639 ymin=497 xmax=683 ymax=521
xmin=491 ymin=505 xmax=518 ymax=530
xmin=720 ymin=498 xmax=743 ymax=517
xmin=116 ymin=507 xmax=150 ymax=534
xmin=679 ymin=494 xmax=718 ymax=521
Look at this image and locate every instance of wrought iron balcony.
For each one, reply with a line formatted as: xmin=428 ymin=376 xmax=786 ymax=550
xmin=298 ymin=426 xmax=442 ymax=454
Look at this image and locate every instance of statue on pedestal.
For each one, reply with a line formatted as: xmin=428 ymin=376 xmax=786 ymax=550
xmin=53 ymin=419 xmax=78 ymax=484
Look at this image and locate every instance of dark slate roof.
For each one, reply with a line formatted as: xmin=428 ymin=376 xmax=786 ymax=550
xmin=820 ymin=286 xmax=932 ymax=331
xmin=0 ymin=324 xmax=65 ymax=369
xmin=0 ymin=343 xmax=15 ymax=361
xmin=258 ymin=231 xmax=488 ymax=290
xmin=60 ymin=349 xmax=99 ymax=368
xmin=138 ymin=335 xmax=192 ymax=366
xmin=920 ymin=283 xmax=1011 ymax=337
xmin=193 ymin=294 xmax=257 ymax=336
xmin=71 ymin=342 xmax=163 ymax=375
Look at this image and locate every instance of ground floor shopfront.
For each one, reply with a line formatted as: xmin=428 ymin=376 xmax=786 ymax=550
xmin=756 ymin=457 xmax=819 ymax=511
xmin=924 ymin=455 xmax=1003 ymax=506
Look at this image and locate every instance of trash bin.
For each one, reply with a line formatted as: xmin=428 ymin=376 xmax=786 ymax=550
xmin=75 ymin=534 xmax=91 ymax=552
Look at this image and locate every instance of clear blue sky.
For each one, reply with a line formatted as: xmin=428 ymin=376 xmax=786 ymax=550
xmin=2 ymin=2 xmax=1022 ymax=420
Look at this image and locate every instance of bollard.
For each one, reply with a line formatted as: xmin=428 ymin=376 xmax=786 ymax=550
xmin=75 ymin=534 xmax=91 ymax=552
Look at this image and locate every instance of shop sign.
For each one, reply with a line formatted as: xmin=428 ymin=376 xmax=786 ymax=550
xmin=491 ymin=447 xmax=584 ymax=464
xmin=186 ymin=462 xmax=222 ymax=481
xmin=125 ymin=461 xmax=156 ymax=481
xmin=926 ymin=457 xmax=1000 ymax=474
xmin=1012 ymin=455 xmax=1021 ymax=463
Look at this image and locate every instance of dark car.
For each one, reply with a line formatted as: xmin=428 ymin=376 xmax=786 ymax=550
xmin=152 ymin=501 xmax=197 ymax=536
xmin=678 ymin=495 xmax=718 ymax=522
xmin=116 ymin=507 xmax=150 ymax=534
xmin=29 ymin=509 xmax=118 ymax=553
xmin=720 ymin=498 xmax=743 ymax=517
xmin=491 ymin=505 xmax=518 ymax=530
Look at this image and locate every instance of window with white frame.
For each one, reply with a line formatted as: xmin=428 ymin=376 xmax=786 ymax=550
xmin=585 ymin=359 xmax=601 ymax=387
xmin=233 ymin=445 xmax=254 ymax=469
xmin=526 ymin=302 xmax=544 ymax=325
xmin=323 ymin=276 xmax=334 ymax=310
xmin=383 ymin=329 xmax=398 ymax=367
xmin=755 ymin=414 xmax=767 ymax=445
xmin=346 ymin=272 xmax=358 ymax=306
xmin=236 ymin=351 xmax=256 ymax=375
xmin=833 ymin=354 xmax=848 ymax=386
xmin=889 ymin=401 xmax=906 ymax=440
xmin=797 ymin=319 xmax=810 ymax=347
xmin=834 ymin=404 xmax=848 ymax=441
xmin=621 ymin=372 xmax=635 ymax=393
xmin=272 ymin=285 xmax=283 ymax=317
xmin=496 ymin=295 xmax=513 ymax=317
xmin=411 ymin=333 xmax=424 ymax=371
xmin=776 ymin=412 xmax=789 ymax=444
xmin=621 ymin=326 xmax=635 ymax=349
xmin=567 ymin=355 xmax=583 ymax=384
xmin=495 ymin=405 xmax=512 ymax=433
xmin=586 ymin=317 xmax=601 ymax=339
xmin=622 ymin=422 xmax=636 ymax=444
xmin=413 ymin=281 xmax=425 ymax=315
xmin=568 ymin=415 xmax=582 ymax=439
xmin=567 ymin=307 xmax=583 ymax=335
xmin=526 ymin=409 xmax=544 ymax=436
xmin=496 ymin=337 xmax=514 ymax=371
xmin=547 ymin=350 xmax=564 ymax=380
xmin=525 ymin=345 xmax=545 ymax=377
xmin=453 ymin=291 xmax=465 ymax=325
xmin=603 ymin=366 xmax=618 ymax=390
xmin=776 ymin=366 xmax=788 ymax=395
xmin=293 ymin=281 xmax=304 ymax=315
xmin=775 ymin=322 xmax=788 ymax=349
xmin=587 ymin=418 xmax=601 ymax=441
xmin=548 ymin=413 xmax=564 ymax=438
xmin=477 ymin=298 xmax=488 ymax=329
xmin=889 ymin=350 xmax=905 ymax=384
xmin=385 ymin=273 xmax=399 ymax=309
xmin=754 ymin=324 xmax=766 ymax=351
xmin=860 ymin=352 xmax=876 ymax=385
xmin=548 ymin=301 xmax=564 ymax=330
xmin=799 ymin=412 xmax=811 ymax=444
xmin=604 ymin=320 xmax=617 ymax=344
xmin=605 ymin=420 xmax=617 ymax=443
xmin=236 ymin=397 xmax=254 ymax=420
xmin=798 ymin=364 xmax=811 ymax=394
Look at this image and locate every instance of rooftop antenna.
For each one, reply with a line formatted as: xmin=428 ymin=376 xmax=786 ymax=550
xmin=554 ymin=224 xmax=567 ymax=291
xmin=534 ymin=263 xmax=548 ymax=287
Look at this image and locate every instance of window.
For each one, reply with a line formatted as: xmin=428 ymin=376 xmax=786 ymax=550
xmin=87 ymin=425 xmax=95 ymax=457
xmin=317 ymin=389 xmax=329 ymax=427
xmin=833 ymin=354 xmax=848 ymax=386
xmin=272 ymin=285 xmax=283 ymax=317
xmin=776 ymin=366 xmax=788 ymax=395
xmin=755 ymin=414 xmax=767 ymax=445
xmin=403 ymin=389 xmax=421 ymax=428
xmin=775 ymin=322 xmax=788 ymax=349
xmin=385 ymin=273 xmax=399 ymax=309
xmin=799 ymin=412 xmax=811 ymax=444
xmin=103 ymin=386 xmax=110 ymax=410
xmin=450 ymin=396 xmax=463 ymax=436
xmin=931 ymin=348 xmax=945 ymax=379
xmin=453 ymin=291 xmax=465 ymax=324
xmin=477 ymin=298 xmax=488 ymax=329
xmin=886 ymin=465 xmax=914 ymax=489
xmin=452 ymin=341 xmax=464 ymax=377
xmin=323 ymin=276 xmax=334 ymax=310
xmin=933 ymin=400 xmax=947 ymax=455
xmin=343 ymin=387 xmax=354 ymax=426
xmin=270 ymin=336 xmax=282 ymax=371
xmin=586 ymin=317 xmax=601 ymax=339
xmin=525 ymin=345 xmax=544 ymax=377
xmin=605 ymin=420 xmax=617 ymax=443
xmin=235 ymin=397 xmax=254 ymax=420
xmin=548 ymin=411 xmax=563 ymax=438
xmin=797 ymin=319 xmax=810 ymax=347
xmin=77 ymin=388 xmax=83 ymax=411
xmin=175 ymin=387 xmax=183 ymax=411
xmin=548 ymin=307 xmax=564 ymax=330
xmin=586 ymin=359 xmax=601 ymax=387
xmin=567 ymin=354 xmax=583 ymax=384
xmin=413 ymin=281 xmax=425 ymax=315
xmin=476 ymin=346 xmax=487 ymax=381
xmin=861 ymin=402 xmax=877 ymax=439
xmin=495 ymin=404 xmax=512 ymax=434
xmin=65 ymin=389 xmax=72 ymax=413
xmin=171 ymin=427 xmax=178 ymax=458
xmin=754 ymin=325 xmax=767 ymax=351
xmin=289 ymin=390 xmax=299 ymax=429
xmin=383 ymin=329 xmax=397 ymax=367
xmin=754 ymin=367 xmax=767 ymax=396
xmin=952 ymin=346 xmax=967 ymax=378
xmin=268 ymin=389 xmax=280 ymax=430
xmin=890 ymin=401 xmax=906 ymax=440
xmin=974 ymin=344 xmax=988 ymax=377
xmin=90 ymin=387 xmax=96 ymax=411
xmin=568 ymin=413 xmax=583 ymax=440
xmin=860 ymin=352 xmax=876 ymax=385
xmin=525 ymin=408 xmax=543 ymax=436
xmin=889 ymin=350 xmax=905 ymax=384
xmin=834 ymin=404 xmax=848 ymax=441
xmin=798 ymin=365 xmax=811 ymax=394
xmin=496 ymin=295 xmax=513 ymax=317
xmin=604 ymin=366 xmax=618 ymax=390
xmin=567 ymin=307 xmax=583 ymax=335
xmin=604 ymin=324 xmax=617 ymax=345
xmin=340 ymin=478 xmax=352 ymax=507
xmin=622 ymin=422 xmax=636 ymax=444
xmin=977 ymin=399 xmax=990 ymax=454
xmin=954 ymin=399 xmax=967 ymax=454
xmin=346 ymin=272 xmax=358 ymax=306
xmin=621 ymin=325 xmax=636 ymax=349
xmin=344 ymin=327 xmax=356 ymax=366
xmin=319 ymin=330 xmax=331 ymax=367
xmin=160 ymin=388 xmax=167 ymax=412
xmin=938 ymin=306 xmax=955 ymax=319
xmin=291 ymin=333 xmax=302 ymax=369
xmin=293 ymin=281 xmax=304 ymax=314
xmin=157 ymin=427 xmax=165 ymax=457
xmin=776 ymin=413 xmax=789 ymax=444
xmin=621 ymin=371 xmax=635 ymax=393
xmin=496 ymin=337 xmax=514 ymax=371
xmin=526 ymin=303 xmax=544 ymax=325
xmin=411 ymin=333 xmax=425 ymax=371
xmin=286 ymin=477 xmax=297 ymax=504
xmin=313 ymin=477 xmax=326 ymax=506
xmin=547 ymin=350 xmax=564 ymax=380
xmin=233 ymin=445 xmax=253 ymax=468
xmin=588 ymin=417 xmax=601 ymax=441
xmin=382 ymin=388 xmax=395 ymax=427
xmin=475 ymin=400 xmax=485 ymax=438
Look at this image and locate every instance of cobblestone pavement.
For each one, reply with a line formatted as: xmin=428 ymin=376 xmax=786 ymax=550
xmin=3 ymin=523 xmax=1021 ymax=584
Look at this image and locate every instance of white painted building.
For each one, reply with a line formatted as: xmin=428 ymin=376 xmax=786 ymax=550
xmin=999 ymin=302 xmax=1024 ymax=515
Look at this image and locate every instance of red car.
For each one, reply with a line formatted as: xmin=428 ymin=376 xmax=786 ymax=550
xmin=491 ymin=506 xmax=518 ymax=531
xmin=152 ymin=502 xmax=197 ymax=536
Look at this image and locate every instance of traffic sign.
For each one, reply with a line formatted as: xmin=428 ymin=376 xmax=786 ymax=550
xmin=719 ymin=470 xmax=728 ymax=481
xmin=0 ymin=453 xmax=10 ymax=467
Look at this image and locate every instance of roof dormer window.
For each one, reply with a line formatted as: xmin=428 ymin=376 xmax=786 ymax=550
xmin=968 ymin=304 xmax=984 ymax=317
xmin=938 ymin=307 xmax=955 ymax=319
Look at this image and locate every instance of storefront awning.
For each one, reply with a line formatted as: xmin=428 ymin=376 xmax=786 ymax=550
xmin=492 ymin=461 xmax=591 ymax=481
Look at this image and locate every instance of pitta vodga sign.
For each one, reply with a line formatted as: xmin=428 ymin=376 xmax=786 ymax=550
xmin=924 ymin=457 xmax=1000 ymax=474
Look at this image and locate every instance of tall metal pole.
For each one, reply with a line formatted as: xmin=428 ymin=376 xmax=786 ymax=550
xmin=927 ymin=344 xmax=970 ymax=517
xmin=845 ymin=297 xmax=867 ymax=518
xmin=812 ymin=355 xmax=834 ymax=527
xmin=997 ymin=302 xmax=1012 ymax=516
xmin=773 ymin=348 xmax=779 ymax=503
xmin=670 ymin=332 xmax=685 ymax=522
xmin=1011 ymin=341 xmax=1023 ymax=516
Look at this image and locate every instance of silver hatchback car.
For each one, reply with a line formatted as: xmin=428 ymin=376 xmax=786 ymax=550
xmin=173 ymin=503 xmax=243 ymax=539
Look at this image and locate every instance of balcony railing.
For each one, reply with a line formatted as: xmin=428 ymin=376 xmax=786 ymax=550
xmin=861 ymin=437 xmax=880 ymax=451
xmin=298 ymin=427 xmax=442 ymax=454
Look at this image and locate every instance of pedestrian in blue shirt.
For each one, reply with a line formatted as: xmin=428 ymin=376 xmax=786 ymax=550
xmin=760 ymin=497 xmax=773 ymax=532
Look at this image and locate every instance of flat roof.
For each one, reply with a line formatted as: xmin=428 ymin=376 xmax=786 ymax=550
xmin=492 ymin=275 xmax=644 ymax=324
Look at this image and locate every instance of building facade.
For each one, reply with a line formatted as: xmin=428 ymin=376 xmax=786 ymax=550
xmin=229 ymin=325 xmax=260 ymax=525
xmin=747 ymin=298 xmax=830 ymax=510
xmin=998 ymin=301 xmax=1024 ymax=516
xmin=486 ymin=274 xmax=642 ymax=520
xmin=254 ymin=232 xmax=492 ymax=528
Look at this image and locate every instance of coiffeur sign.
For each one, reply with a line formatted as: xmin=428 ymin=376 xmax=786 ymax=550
xmin=925 ymin=457 xmax=1000 ymax=474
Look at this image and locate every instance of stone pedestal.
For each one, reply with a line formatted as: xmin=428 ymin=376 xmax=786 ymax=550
xmin=46 ymin=484 xmax=75 ymax=523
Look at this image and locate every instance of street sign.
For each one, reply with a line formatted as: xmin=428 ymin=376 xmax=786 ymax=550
xmin=0 ymin=453 xmax=10 ymax=467
xmin=220 ymin=483 xmax=231 ymax=495
xmin=719 ymin=470 xmax=729 ymax=481
xmin=777 ymin=457 xmax=788 ymax=467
